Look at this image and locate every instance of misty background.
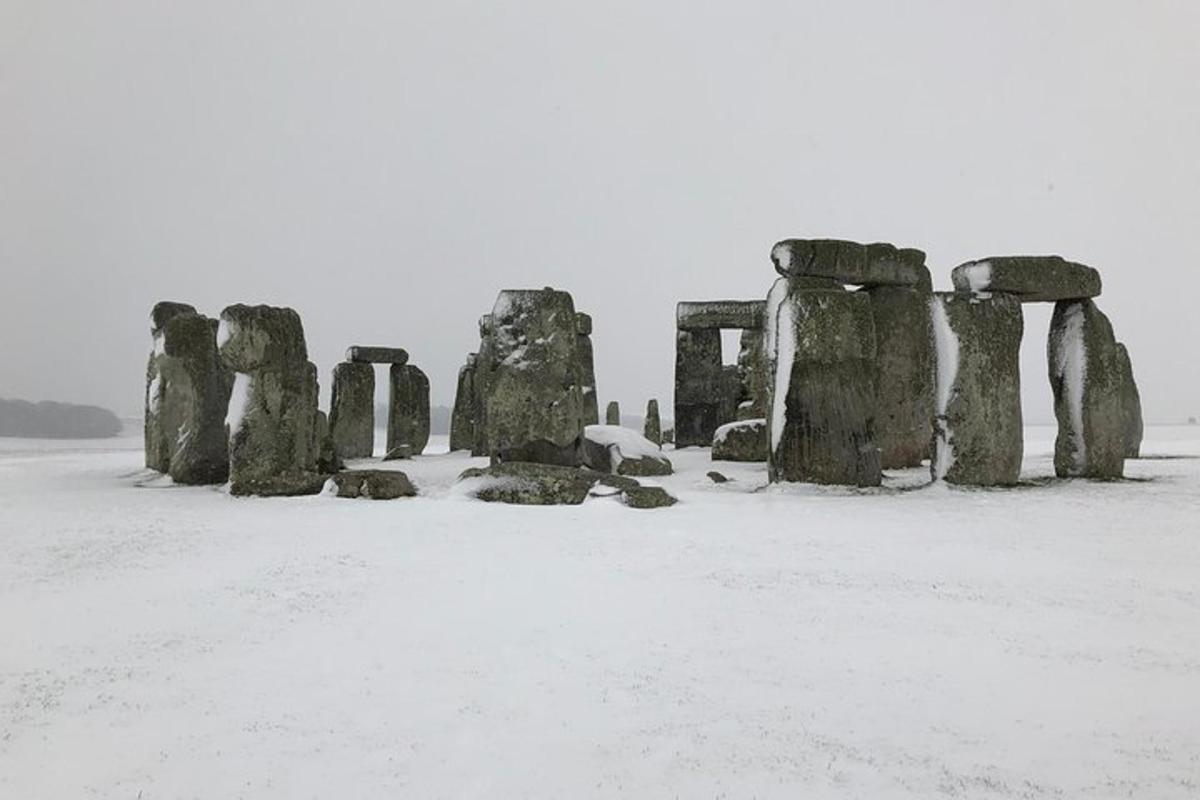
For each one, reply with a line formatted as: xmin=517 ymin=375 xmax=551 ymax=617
xmin=3 ymin=1 xmax=1198 ymax=425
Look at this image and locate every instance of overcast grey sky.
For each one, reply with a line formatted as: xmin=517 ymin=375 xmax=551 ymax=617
xmin=3 ymin=1 xmax=1198 ymax=423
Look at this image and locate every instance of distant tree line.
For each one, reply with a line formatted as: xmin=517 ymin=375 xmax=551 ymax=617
xmin=0 ymin=398 xmax=123 ymax=439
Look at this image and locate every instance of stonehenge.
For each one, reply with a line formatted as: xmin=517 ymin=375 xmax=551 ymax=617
xmin=576 ymin=312 xmax=599 ymax=426
xmin=605 ymin=401 xmax=621 ymax=426
xmin=329 ymin=361 xmax=374 ymax=459
xmin=1116 ymin=343 xmax=1144 ymax=458
xmin=387 ymin=363 xmax=431 ymax=456
xmin=449 ymin=354 xmax=477 ymax=452
xmin=643 ymin=399 xmax=662 ymax=445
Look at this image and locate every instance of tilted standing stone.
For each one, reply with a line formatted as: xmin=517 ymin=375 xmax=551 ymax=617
xmin=643 ymin=399 xmax=662 ymax=446
xmin=765 ymin=278 xmax=881 ymax=486
xmin=388 ymin=364 xmax=431 ymax=456
xmin=674 ymin=326 xmax=722 ymax=447
xmin=485 ymin=288 xmax=586 ymax=465
xmin=865 ymin=285 xmax=934 ymax=469
xmin=219 ymin=304 xmax=323 ymax=495
xmin=576 ymin=312 xmax=600 ymax=426
xmin=929 ymin=292 xmax=1024 ymax=486
xmin=1048 ymin=299 xmax=1126 ymax=479
xmin=145 ymin=303 xmax=233 ymax=484
xmin=449 ymin=354 xmax=477 ymax=452
xmin=1115 ymin=343 xmax=1143 ymax=459
xmin=329 ymin=361 xmax=375 ymax=459
xmin=605 ymin=401 xmax=621 ymax=426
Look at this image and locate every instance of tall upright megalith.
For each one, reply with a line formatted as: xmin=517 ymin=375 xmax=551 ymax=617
xmin=145 ymin=301 xmax=198 ymax=473
xmin=643 ymin=399 xmax=662 ymax=446
xmin=1115 ymin=343 xmax=1143 ymax=459
xmin=449 ymin=354 xmax=477 ymax=452
xmin=388 ymin=364 xmax=431 ymax=456
xmin=576 ymin=312 xmax=600 ymax=426
xmin=329 ymin=361 xmax=375 ymax=459
xmin=865 ymin=285 xmax=934 ymax=468
xmin=605 ymin=401 xmax=621 ymax=426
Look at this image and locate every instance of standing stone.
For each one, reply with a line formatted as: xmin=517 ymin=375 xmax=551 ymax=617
xmin=674 ymin=326 xmax=722 ymax=447
xmin=449 ymin=355 xmax=477 ymax=452
xmin=865 ymin=285 xmax=934 ymax=469
xmin=388 ymin=364 xmax=431 ymax=456
xmin=314 ymin=410 xmax=341 ymax=474
xmin=485 ymin=288 xmax=585 ymax=465
xmin=329 ymin=361 xmax=375 ymax=459
xmin=145 ymin=301 xmax=197 ymax=473
xmin=736 ymin=328 xmax=768 ymax=420
xmin=219 ymin=304 xmax=324 ymax=496
xmin=718 ymin=364 xmax=744 ymax=428
xmin=1116 ymin=343 xmax=1143 ymax=458
xmin=576 ymin=312 xmax=600 ymax=426
xmin=930 ymin=292 xmax=1024 ymax=486
xmin=643 ymin=399 xmax=662 ymax=446
xmin=765 ymin=280 xmax=880 ymax=486
xmin=145 ymin=305 xmax=234 ymax=484
xmin=605 ymin=401 xmax=621 ymax=426
xmin=1048 ymin=299 xmax=1126 ymax=479
xmin=471 ymin=315 xmax=497 ymax=457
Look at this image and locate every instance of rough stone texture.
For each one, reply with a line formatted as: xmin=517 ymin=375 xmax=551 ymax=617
xmin=662 ymin=428 xmax=674 ymax=445
xmin=931 ymin=292 xmax=1024 ymax=486
xmin=485 ymin=288 xmax=586 ymax=466
xmin=712 ymin=418 xmax=767 ymax=462
xmin=674 ymin=327 xmax=722 ymax=448
xmin=314 ymin=410 xmax=341 ymax=474
xmin=145 ymin=310 xmax=234 ymax=484
xmin=865 ymin=285 xmax=934 ymax=469
xmin=329 ymin=361 xmax=375 ymax=459
xmin=576 ymin=314 xmax=599 ymax=426
xmin=1116 ymin=343 xmax=1143 ymax=458
xmin=770 ymin=239 xmax=930 ymax=288
xmin=621 ymin=485 xmax=678 ymax=509
xmin=347 ymin=346 xmax=408 ymax=365
xmin=459 ymin=462 xmax=597 ymax=505
xmin=217 ymin=304 xmax=308 ymax=373
xmin=582 ymin=427 xmax=673 ymax=477
xmin=150 ymin=301 xmax=197 ymax=335
xmin=449 ymin=355 xmax=476 ymax=452
xmin=737 ymin=329 xmax=768 ymax=420
xmin=951 ymin=256 xmax=1101 ymax=302
xmin=605 ymin=401 xmax=621 ymax=426
xmin=471 ymin=315 xmax=497 ymax=457
xmin=387 ymin=364 xmax=431 ymax=456
xmin=676 ymin=301 xmax=766 ymax=331
xmin=766 ymin=283 xmax=881 ymax=486
xmin=1048 ymin=299 xmax=1126 ymax=479
xmin=225 ymin=361 xmax=323 ymax=495
xmin=228 ymin=471 xmax=329 ymax=498
xmin=330 ymin=469 xmax=417 ymax=499
xmin=643 ymin=399 xmax=662 ymax=445
xmin=718 ymin=365 xmax=744 ymax=429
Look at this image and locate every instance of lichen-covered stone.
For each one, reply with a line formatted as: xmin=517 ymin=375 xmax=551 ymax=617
xmin=736 ymin=329 xmax=768 ymax=420
xmin=712 ymin=418 xmax=767 ymax=462
xmin=329 ymin=361 xmax=374 ymax=459
xmin=228 ymin=471 xmax=329 ymax=498
xmin=575 ymin=313 xmax=600 ymax=426
xmin=621 ymin=485 xmax=677 ymax=509
xmin=770 ymin=239 xmax=930 ymax=288
xmin=449 ymin=355 xmax=476 ymax=452
xmin=605 ymin=401 xmax=621 ymax=426
xmin=951 ymin=256 xmax=1101 ymax=302
xmin=217 ymin=304 xmax=308 ymax=373
xmin=346 ymin=346 xmax=408 ymax=364
xmin=314 ymin=410 xmax=341 ymax=474
xmin=643 ymin=399 xmax=662 ymax=446
xmin=718 ymin=365 xmax=744 ymax=429
xmin=765 ymin=282 xmax=881 ymax=486
xmin=674 ymin=327 xmax=722 ymax=448
xmin=226 ymin=361 xmax=322 ymax=495
xmin=676 ymin=301 xmax=766 ymax=331
xmin=459 ymin=462 xmax=597 ymax=505
xmin=471 ymin=315 xmax=497 ymax=457
xmin=330 ymin=469 xmax=417 ymax=499
xmin=930 ymin=292 xmax=1024 ymax=486
xmin=1048 ymin=299 xmax=1126 ymax=479
xmin=582 ymin=425 xmax=673 ymax=477
xmin=1116 ymin=343 xmax=1143 ymax=459
xmin=485 ymin=288 xmax=586 ymax=466
xmin=865 ymin=285 xmax=934 ymax=469
xmin=387 ymin=364 xmax=431 ymax=456
xmin=145 ymin=308 xmax=233 ymax=484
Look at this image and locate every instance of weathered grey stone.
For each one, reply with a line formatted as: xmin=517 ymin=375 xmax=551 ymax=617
xmin=228 ymin=471 xmax=329 ymax=498
xmin=576 ymin=313 xmax=599 ymax=426
xmin=217 ymin=304 xmax=308 ymax=373
xmin=382 ymin=445 xmax=412 ymax=461
xmin=471 ymin=315 xmax=497 ymax=457
xmin=676 ymin=301 xmax=766 ymax=331
xmin=662 ymin=428 xmax=675 ymax=445
xmin=150 ymin=301 xmax=197 ymax=335
xmin=459 ymin=462 xmax=597 ymax=505
xmin=930 ymin=292 xmax=1024 ymax=486
xmin=765 ymin=282 xmax=881 ymax=486
xmin=737 ymin=329 xmax=768 ymax=420
xmin=485 ymin=288 xmax=586 ymax=466
xmin=1116 ymin=343 xmax=1143 ymax=458
xmin=718 ymin=365 xmax=744 ymax=429
xmin=712 ymin=418 xmax=767 ymax=462
xmin=575 ymin=311 xmax=593 ymax=336
xmin=707 ymin=470 xmax=729 ymax=483
xmin=145 ymin=310 xmax=234 ymax=484
xmin=449 ymin=355 xmax=476 ymax=452
xmin=314 ymin=410 xmax=341 ymax=474
xmin=674 ymin=327 xmax=722 ymax=447
xmin=770 ymin=239 xmax=930 ymax=288
xmin=1048 ymin=299 xmax=1126 ymax=479
xmin=864 ymin=285 xmax=934 ymax=469
xmin=951 ymin=256 xmax=1101 ymax=302
xmin=347 ymin=346 xmax=409 ymax=365
xmin=329 ymin=361 xmax=374 ymax=459
xmin=582 ymin=425 xmax=673 ymax=476
xmin=621 ymin=485 xmax=677 ymax=509
xmin=387 ymin=364 xmax=430 ymax=456
xmin=225 ymin=360 xmax=323 ymax=495
xmin=331 ymin=469 xmax=417 ymax=499
xmin=643 ymin=399 xmax=662 ymax=445
xmin=605 ymin=401 xmax=621 ymax=426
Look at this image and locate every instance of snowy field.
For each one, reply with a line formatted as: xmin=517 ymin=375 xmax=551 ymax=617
xmin=2 ymin=427 xmax=1199 ymax=798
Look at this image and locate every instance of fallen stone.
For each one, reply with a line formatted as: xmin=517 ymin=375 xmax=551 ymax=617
xmin=583 ymin=424 xmax=673 ymax=476
xmin=865 ymin=285 xmax=934 ymax=469
xmin=459 ymin=462 xmax=598 ymax=505
xmin=383 ymin=445 xmax=412 ymax=461
xmin=228 ymin=471 xmax=328 ymax=497
xmin=770 ymin=239 xmax=930 ymax=288
xmin=1115 ymin=343 xmax=1143 ymax=458
xmin=329 ymin=361 xmax=375 ymax=460
xmin=707 ymin=470 xmax=730 ymax=483
xmin=330 ymin=469 xmax=417 ymax=499
xmin=387 ymin=364 xmax=431 ymax=456
xmin=621 ymin=485 xmax=678 ymax=509
xmin=930 ymin=292 xmax=1024 ymax=486
xmin=605 ymin=401 xmax=621 ymax=426
xmin=951 ymin=256 xmax=1101 ymax=302
xmin=1048 ymin=299 xmax=1126 ymax=479
xmin=712 ymin=418 xmax=767 ymax=462
xmin=676 ymin=301 xmax=766 ymax=331
xmin=643 ymin=399 xmax=662 ymax=446
xmin=346 ymin=346 xmax=409 ymax=365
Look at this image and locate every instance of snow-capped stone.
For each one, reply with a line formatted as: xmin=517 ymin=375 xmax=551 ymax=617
xmin=330 ymin=469 xmax=417 ymax=500
xmin=951 ymin=256 xmax=1101 ymax=302
xmin=712 ymin=418 xmax=767 ymax=462
xmin=583 ymin=424 xmax=673 ymax=477
xmin=770 ymin=239 xmax=930 ymax=288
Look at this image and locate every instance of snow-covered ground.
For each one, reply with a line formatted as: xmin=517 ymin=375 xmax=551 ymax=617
xmin=2 ymin=426 xmax=1199 ymax=798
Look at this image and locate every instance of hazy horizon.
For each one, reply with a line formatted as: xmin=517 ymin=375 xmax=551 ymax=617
xmin=4 ymin=1 xmax=1198 ymax=423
